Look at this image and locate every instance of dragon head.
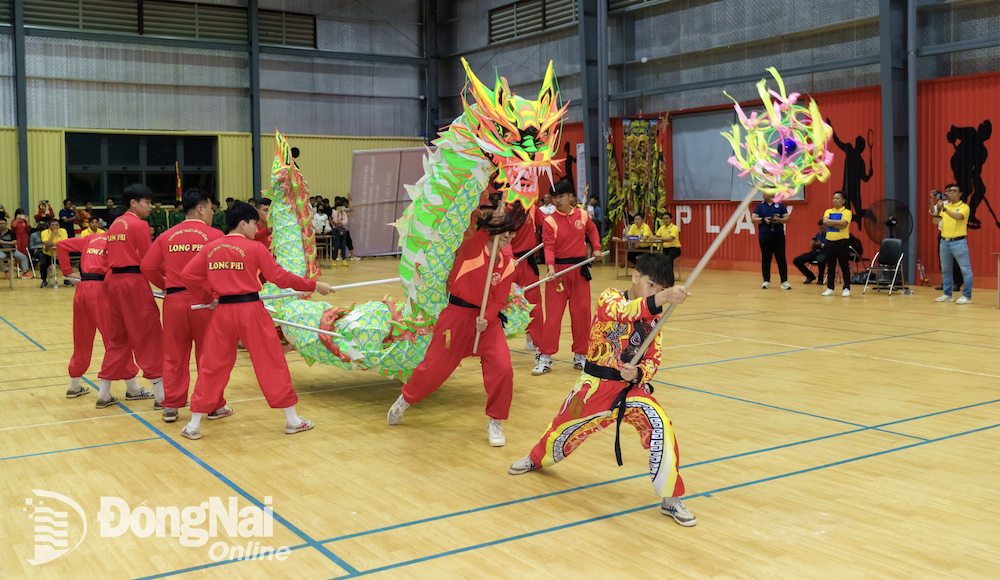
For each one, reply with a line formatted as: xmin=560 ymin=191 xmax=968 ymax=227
xmin=456 ymin=57 xmax=569 ymax=209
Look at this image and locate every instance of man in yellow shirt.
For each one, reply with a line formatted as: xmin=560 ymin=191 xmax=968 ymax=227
xmin=932 ymin=184 xmax=973 ymax=304
xmin=39 ymin=220 xmax=68 ymax=288
xmin=654 ymin=211 xmax=681 ymax=279
xmin=626 ymin=213 xmax=653 ymax=266
xmin=80 ymin=216 xmax=105 ymax=237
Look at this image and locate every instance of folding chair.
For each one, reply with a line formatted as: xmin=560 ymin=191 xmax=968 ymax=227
xmin=863 ymin=238 xmax=906 ymax=295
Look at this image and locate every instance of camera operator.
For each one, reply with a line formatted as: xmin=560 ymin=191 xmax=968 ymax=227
xmin=931 ymin=184 xmax=973 ymax=304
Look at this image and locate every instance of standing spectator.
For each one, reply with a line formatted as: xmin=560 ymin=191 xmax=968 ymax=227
xmin=932 ymin=184 xmax=973 ymax=304
xmin=59 ymin=200 xmax=77 ymax=238
xmin=587 ymin=195 xmax=604 ymax=236
xmin=654 ymin=211 xmax=681 ymax=274
xmin=0 ymin=218 xmax=31 ymax=279
xmin=820 ymin=192 xmax=853 ymax=297
xmin=98 ymin=197 xmax=117 ymax=227
xmin=330 ymin=199 xmax=349 ymax=266
xmin=225 ymin=197 xmax=235 ymax=211
xmin=539 ymin=192 xmax=556 ymax=216
xmin=148 ymin=200 xmax=168 ymax=238
xmin=793 ymin=220 xmax=828 ymax=285
xmin=211 ymin=199 xmax=228 ymax=233
xmin=75 ymin=201 xmax=92 ymax=232
xmin=34 ymin=201 xmax=55 ymax=226
xmin=12 ymin=208 xmax=30 ymax=256
xmin=339 ymin=196 xmax=360 ymax=261
xmin=168 ymin=205 xmax=184 ymax=228
xmin=751 ymin=192 xmax=790 ymax=289
xmin=247 ymin=197 xmax=258 ymax=209
xmin=626 ymin=213 xmax=653 ymax=266
xmin=39 ymin=219 xmax=68 ymax=288
xmin=80 ymin=216 xmax=105 ymax=237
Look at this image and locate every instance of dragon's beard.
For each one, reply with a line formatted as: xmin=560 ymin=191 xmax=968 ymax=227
xmin=494 ymin=156 xmax=559 ymax=200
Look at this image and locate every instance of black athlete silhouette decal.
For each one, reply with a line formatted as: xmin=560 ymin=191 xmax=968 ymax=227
xmin=948 ymin=120 xmax=996 ymax=230
xmin=827 ymin=118 xmax=873 ymax=221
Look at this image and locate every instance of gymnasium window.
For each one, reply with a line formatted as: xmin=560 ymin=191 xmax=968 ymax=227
xmin=65 ymin=133 xmax=217 ymax=205
xmin=488 ymin=0 xmax=577 ymax=45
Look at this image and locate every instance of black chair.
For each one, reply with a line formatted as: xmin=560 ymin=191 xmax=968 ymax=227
xmin=863 ymin=238 xmax=906 ymax=295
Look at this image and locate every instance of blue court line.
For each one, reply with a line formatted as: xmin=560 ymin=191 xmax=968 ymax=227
xmin=79 ymin=379 xmax=359 ymax=577
xmin=0 ymin=315 xmax=47 ymax=350
xmin=131 ymin=544 xmax=313 ymax=580
xmin=0 ymin=437 xmax=160 ymax=462
xmin=875 ymin=398 xmax=1000 ymax=428
xmin=329 ymin=420 xmax=1000 ymax=579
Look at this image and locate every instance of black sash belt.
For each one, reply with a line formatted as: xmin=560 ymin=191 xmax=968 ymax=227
xmin=555 ymin=256 xmax=592 ymax=281
xmin=80 ymin=273 xmax=105 ymax=282
xmin=218 ymin=292 xmax=259 ymax=304
xmin=448 ymin=294 xmax=507 ymax=327
xmin=582 ymin=361 xmax=655 ymax=467
xmin=112 ymin=266 xmax=142 ymax=274
xmin=943 ymin=236 xmax=966 ymax=241
xmin=166 ymin=287 xmax=186 ymax=295
xmin=513 ymin=248 xmax=539 ymax=276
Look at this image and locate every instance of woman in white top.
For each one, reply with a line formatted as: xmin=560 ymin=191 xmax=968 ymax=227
xmin=312 ymin=209 xmax=331 ymax=234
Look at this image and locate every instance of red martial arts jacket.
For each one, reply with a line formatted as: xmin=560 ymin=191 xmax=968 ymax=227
xmin=181 ymin=233 xmax=317 ymax=298
xmin=541 ymin=207 xmax=601 ymax=265
xmin=141 ymin=219 xmax=223 ymax=298
xmin=448 ymin=229 xmax=516 ymax=322
xmin=57 ymin=234 xmax=109 ymax=277
xmin=105 ymin=211 xmax=153 ymax=268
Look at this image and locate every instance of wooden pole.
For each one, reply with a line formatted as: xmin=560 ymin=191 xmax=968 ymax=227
xmin=628 ymin=186 xmax=760 ymax=365
xmin=473 ymin=234 xmax=501 ymax=354
xmin=523 ymin=256 xmax=597 ymax=292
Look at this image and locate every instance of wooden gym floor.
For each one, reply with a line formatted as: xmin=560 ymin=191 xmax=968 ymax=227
xmin=1 ymin=259 xmax=999 ymax=579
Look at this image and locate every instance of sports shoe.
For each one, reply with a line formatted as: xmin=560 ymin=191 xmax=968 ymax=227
xmin=803 ymin=276 xmax=815 ymax=285
xmin=842 ymin=289 xmax=851 ymax=297
xmin=341 ymin=260 xmax=349 ymax=267
xmin=22 ymin=272 xmax=33 ymax=279
xmin=207 ymin=406 xmax=234 ymax=420
xmin=821 ymin=289 xmax=834 ymax=296
xmin=661 ymin=497 xmax=697 ymax=527
xmin=508 ymin=455 xmax=538 ymax=475
xmin=935 ymin=294 xmax=954 ymax=302
xmin=780 ymin=281 xmax=791 ymax=290
xmin=162 ymin=408 xmax=179 ymax=423
xmin=66 ymin=386 xmax=90 ymax=398
xmin=573 ymin=353 xmax=586 ymax=370
xmin=956 ymin=296 xmax=971 ymax=305
xmin=154 ymin=400 xmax=163 ymax=411
xmin=761 ymin=281 xmax=769 ymax=289
xmin=39 ymin=281 xmax=47 ymax=288
xmin=487 ymin=418 xmax=505 ymax=447
xmin=180 ymin=426 xmax=201 ymax=440
xmin=125 ymin=387 xmax=155 ymax=401
xmin=525 ymin=336 xmax=535 ymax=351
xmin=387 ymin=393 xmax=410 ymax=425
xmin=350 ymin=256 xmax=361 ymax=261
xmin=95 ymin=396 xmax=119 ymax=409
xmin=532 ymin=354 xmax=552 ymax=376
xmin=285 ymin=417 xmax=315 ymax=434
xmin=331 ymin=261 xmax=339 ymax=267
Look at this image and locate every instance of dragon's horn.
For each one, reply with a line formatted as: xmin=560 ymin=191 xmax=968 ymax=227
xmin=461 ymin=57 xmax=494 ymax=110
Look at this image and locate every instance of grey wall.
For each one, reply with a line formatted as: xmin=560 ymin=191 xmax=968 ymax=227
xmin=0 ymin=33 xmax=14 ymax=127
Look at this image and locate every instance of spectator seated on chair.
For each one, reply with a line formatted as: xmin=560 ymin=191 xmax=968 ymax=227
xmin=793 ymin=219 xmax=827 ymax=285
xmin=626 ymin=213 xmax=653 ymax=266
xmin=0 ymin=217 xmax=31 ymax=279
xmin=39 ymin=220 xmax=68 ymax=288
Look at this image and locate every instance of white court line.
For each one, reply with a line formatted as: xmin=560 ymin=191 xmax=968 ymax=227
xmin=0 ymin=363 xmax=533 ymax=432
xmin=669 ymin=327 xmax=808 ymax=350
xmin=817 ymin=349 xmax=1000 ymax=380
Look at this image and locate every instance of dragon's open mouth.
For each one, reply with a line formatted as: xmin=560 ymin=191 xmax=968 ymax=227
xmin=498 ymin=159 xmax=556 ymax=199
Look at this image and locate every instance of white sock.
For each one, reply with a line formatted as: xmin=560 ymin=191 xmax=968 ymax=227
xmin=283 ymin=406 xmax=299 ymax=424
xmin=124 ymin=378 xmax=141 ymax=396
xmin=151 ymin=378 xmax=164 ymax=402
xmin=187 ymin=413 xmax=204 ymax=430
xmin=98 ymin=379 xmax=112 ymax=400
xmin=69 ymin=377 xmax=81 ymax=391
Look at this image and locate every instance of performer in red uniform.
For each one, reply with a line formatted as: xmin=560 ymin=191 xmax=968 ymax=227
xmin=178 ymin=201 xmax=333 ymax=440
xmin=533 ymin=181 xmax=603 ymax=375
xmin=141 ymin=188 xmax=224 ymax=423
xmin=509 ymin=254 xmax=698 ymax=526
xmin=99 ymin=184 xmax=163 ymax=408
xmin=58 ymin=233 xmax=140 ymax=402
xmin=386 ymin=203 xmax=521 ymax=447
xmin=509 ymin=201 xmax=543 ymax=351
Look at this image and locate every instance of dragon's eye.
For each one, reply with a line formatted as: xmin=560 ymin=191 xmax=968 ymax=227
xmin=504 ymin=131 xmax=518 ymax=144
xmin=539 ymin=130 xmax=549 ymax=142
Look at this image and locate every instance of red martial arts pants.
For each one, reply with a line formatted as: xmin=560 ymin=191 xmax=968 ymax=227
xmin=529 ymin=373 xmax=685 ymax=498
xmin=68 ymin=280 xmax=139 ymax=379
xmin=538 ymin=264 xmax=591 ymax=356
xmin=401 ymin=304 xmax=513 ymax=419
xmin=189 ymin=301 xmax=297 ymax=414
xmin=511 ymin=259 xmax=543 ymax=345
xmin=101 ymin=272 xmax=163 ymax=380
xmin=162 ymin=291 xmax=218 ymax=409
